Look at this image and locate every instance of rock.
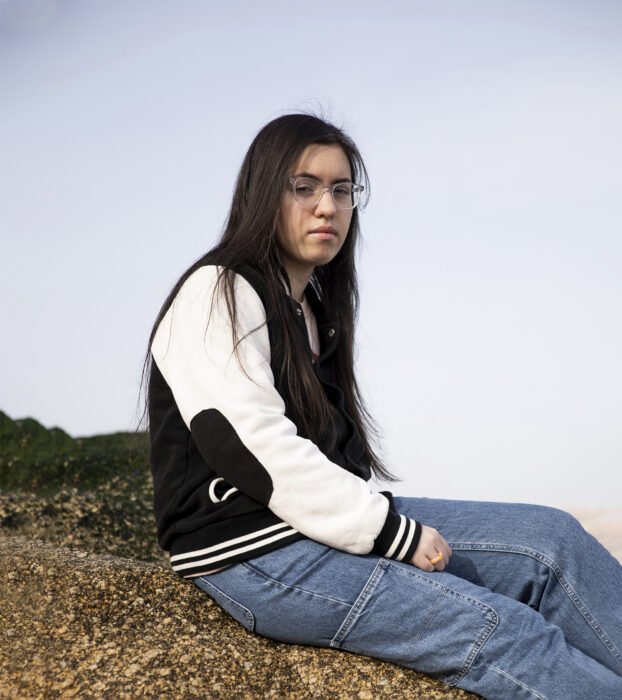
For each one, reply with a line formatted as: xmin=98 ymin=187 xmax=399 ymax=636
xmin=0 ymin=537 xmax=478 ymax=699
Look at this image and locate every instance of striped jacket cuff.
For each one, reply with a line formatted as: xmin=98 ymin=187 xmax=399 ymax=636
xmin=372 ymin=508 xmax=422 ymax=563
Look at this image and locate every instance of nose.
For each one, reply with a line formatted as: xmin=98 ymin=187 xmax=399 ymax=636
xmin=314 ymin=187 xmax=337 ymax=217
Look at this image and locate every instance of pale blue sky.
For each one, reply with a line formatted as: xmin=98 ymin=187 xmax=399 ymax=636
xmin=1 ymin=0 xmax=621 ymax=507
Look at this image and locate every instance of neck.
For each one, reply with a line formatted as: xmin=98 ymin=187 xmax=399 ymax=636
xmin=284 ymin=264 xmax=313 ymax=304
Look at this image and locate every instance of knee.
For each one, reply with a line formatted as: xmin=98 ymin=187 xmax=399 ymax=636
xmin=528 ymin=504 xmax=581 ymax=531
xmin=521 ymin=505 xmax=588 ymax=561
xmin=539 ymin=506 xmax=583 ymax=537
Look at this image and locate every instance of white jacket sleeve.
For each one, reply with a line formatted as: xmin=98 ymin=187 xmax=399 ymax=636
xmin=151 ymin=266 xmax=418 ymax=559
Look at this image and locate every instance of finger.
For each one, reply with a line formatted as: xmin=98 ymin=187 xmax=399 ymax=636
xmin=434 ymin=556 xmax=447 ymax=571
xmin=413 ymin=553 xmax=435 ymax=572
xmin=423 ymin=551 xmax=443 ymax=572
xmin=436 ymin=537 xmax=451 ymax=561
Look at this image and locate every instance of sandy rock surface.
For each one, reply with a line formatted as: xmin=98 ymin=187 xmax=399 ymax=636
xmin=0 ymin=537 xmax=478 ymax=699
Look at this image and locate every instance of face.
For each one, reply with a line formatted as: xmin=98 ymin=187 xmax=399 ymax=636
xmin=275 ymin=144 xmax=353 ymax=284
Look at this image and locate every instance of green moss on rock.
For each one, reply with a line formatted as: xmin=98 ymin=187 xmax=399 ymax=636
xmin=0 ymin=410 xmax=149 ymax=492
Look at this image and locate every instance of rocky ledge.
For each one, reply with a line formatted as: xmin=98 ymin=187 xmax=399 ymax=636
xmin=0 ymin=537 xmax=478 ymax=699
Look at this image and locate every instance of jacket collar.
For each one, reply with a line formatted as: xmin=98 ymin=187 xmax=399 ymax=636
xmin=299 ymin=282 xmax=340 ymax=360
xmin=234 ymin=263 xmax=341 ymax=359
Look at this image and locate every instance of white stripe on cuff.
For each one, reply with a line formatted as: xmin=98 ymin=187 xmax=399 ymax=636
xmin=384 ymin=514 xmax=407 ymax=559
xmin=396 ymin=519 xmax=416 ymax=561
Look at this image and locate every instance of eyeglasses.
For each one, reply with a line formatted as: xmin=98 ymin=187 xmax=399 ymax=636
xmin=288 ymin=176 xmax=364 ymax=210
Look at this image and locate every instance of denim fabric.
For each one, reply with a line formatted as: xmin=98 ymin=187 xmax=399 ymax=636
xmin=193 ymin=498 xmax=622 ymax=699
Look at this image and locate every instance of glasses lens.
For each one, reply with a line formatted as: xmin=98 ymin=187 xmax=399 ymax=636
xmin=292 ymin=178 xmax=321 ymax=205
xmin=290 ymin=178 xmax=361 ymax=209
xmin=332 ymin=183 xmax=355 ymax=209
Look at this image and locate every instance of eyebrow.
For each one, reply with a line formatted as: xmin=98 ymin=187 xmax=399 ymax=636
xmin=292 ymin=172 xmax=353 ymax=184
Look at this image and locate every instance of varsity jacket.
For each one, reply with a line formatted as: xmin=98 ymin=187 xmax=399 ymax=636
xmin=149 ymin=264 xmax=421 ymax=578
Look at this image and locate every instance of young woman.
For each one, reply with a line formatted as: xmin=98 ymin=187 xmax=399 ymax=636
xmin=147 ymin=114 xmax=622 ymax=699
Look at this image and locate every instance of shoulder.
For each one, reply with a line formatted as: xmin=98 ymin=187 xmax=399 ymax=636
xmin=176 ymin=264 xmax=257 ymax=300
xmin=152 ymin=264 xmax=269 ymax=349
xmin=152 ymin=263 xmax=274 ymax=365
xmin=171 ymin=264 xmax=266 ymax=321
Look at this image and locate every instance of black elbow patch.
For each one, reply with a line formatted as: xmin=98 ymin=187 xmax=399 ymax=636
xmin=190 ymin=408 xmax=274 ymax=506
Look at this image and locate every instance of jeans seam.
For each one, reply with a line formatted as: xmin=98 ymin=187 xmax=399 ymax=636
xmin=330 ymin=558 xmax=387 ymax=648
xmin=329 ymin=559 xmax=499 ymax=687
xmin=240 ymin=561 xmax=351 ymax=607
xmin=484 ymin=662 xmax=546 ymax=699
xmin=196 ymin=576 xmax=255 ymax=630
xmin=410 ymin=589 xmax=447 ymax=652
xmin=450 ymin=542 xmax=622 ymax=668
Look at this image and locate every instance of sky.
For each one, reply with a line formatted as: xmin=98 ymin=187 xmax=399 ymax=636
xmin=1 ymin=0 xmax=621 ymax=508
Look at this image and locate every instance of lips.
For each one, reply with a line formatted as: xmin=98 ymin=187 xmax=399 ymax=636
xmin=309 ymin=226 xmax=337 ymax=240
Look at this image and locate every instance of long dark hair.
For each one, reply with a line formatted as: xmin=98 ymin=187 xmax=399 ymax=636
xmin=145 ymin=113 xmax=395 ymax=482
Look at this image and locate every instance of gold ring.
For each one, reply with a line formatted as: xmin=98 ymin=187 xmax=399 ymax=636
xmin=429 ymin=553 xmax=443 ymax=565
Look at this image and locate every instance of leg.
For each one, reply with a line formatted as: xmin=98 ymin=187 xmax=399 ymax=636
xmin=194 ymin=535 xmax=622 ymax=699
xmin=394 ymin=497 xmax=622 ymax=675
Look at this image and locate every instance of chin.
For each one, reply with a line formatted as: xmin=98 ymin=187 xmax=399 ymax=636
xmin=310 ymin=254 xmax=338 ymax=267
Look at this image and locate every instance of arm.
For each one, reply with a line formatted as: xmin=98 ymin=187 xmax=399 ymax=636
xmin=151 ymin=266 xmax=421 ymax=562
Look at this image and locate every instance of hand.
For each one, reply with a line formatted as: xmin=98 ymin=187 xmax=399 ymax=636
xmin=410 ymin=525 xmax=452 ymax=572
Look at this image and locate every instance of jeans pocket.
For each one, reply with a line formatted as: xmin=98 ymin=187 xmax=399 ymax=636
xmin=331 ymin=559 xmax=498 ymax=686
xmin=194 ymin=576 xmax=256 ymax=633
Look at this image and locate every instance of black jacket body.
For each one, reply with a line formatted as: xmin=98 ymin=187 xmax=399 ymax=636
xmin=149 ymin=264 xmax=420 ymax=577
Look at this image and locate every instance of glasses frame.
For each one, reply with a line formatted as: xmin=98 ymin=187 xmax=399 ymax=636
xmin=288 ymin=176 xmax=364 ymax=210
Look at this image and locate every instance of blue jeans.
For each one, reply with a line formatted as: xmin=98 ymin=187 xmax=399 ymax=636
xmin=193 ymin=498 xmax=622 ymax=699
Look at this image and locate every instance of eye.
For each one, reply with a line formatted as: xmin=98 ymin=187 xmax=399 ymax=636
xmin=292 ymin=178 xmax=320 ymax=200
xmin=333 ymin=184 xmax=353 ymax=202
xmin=333 ymin=184 xmax=352 ymax=196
